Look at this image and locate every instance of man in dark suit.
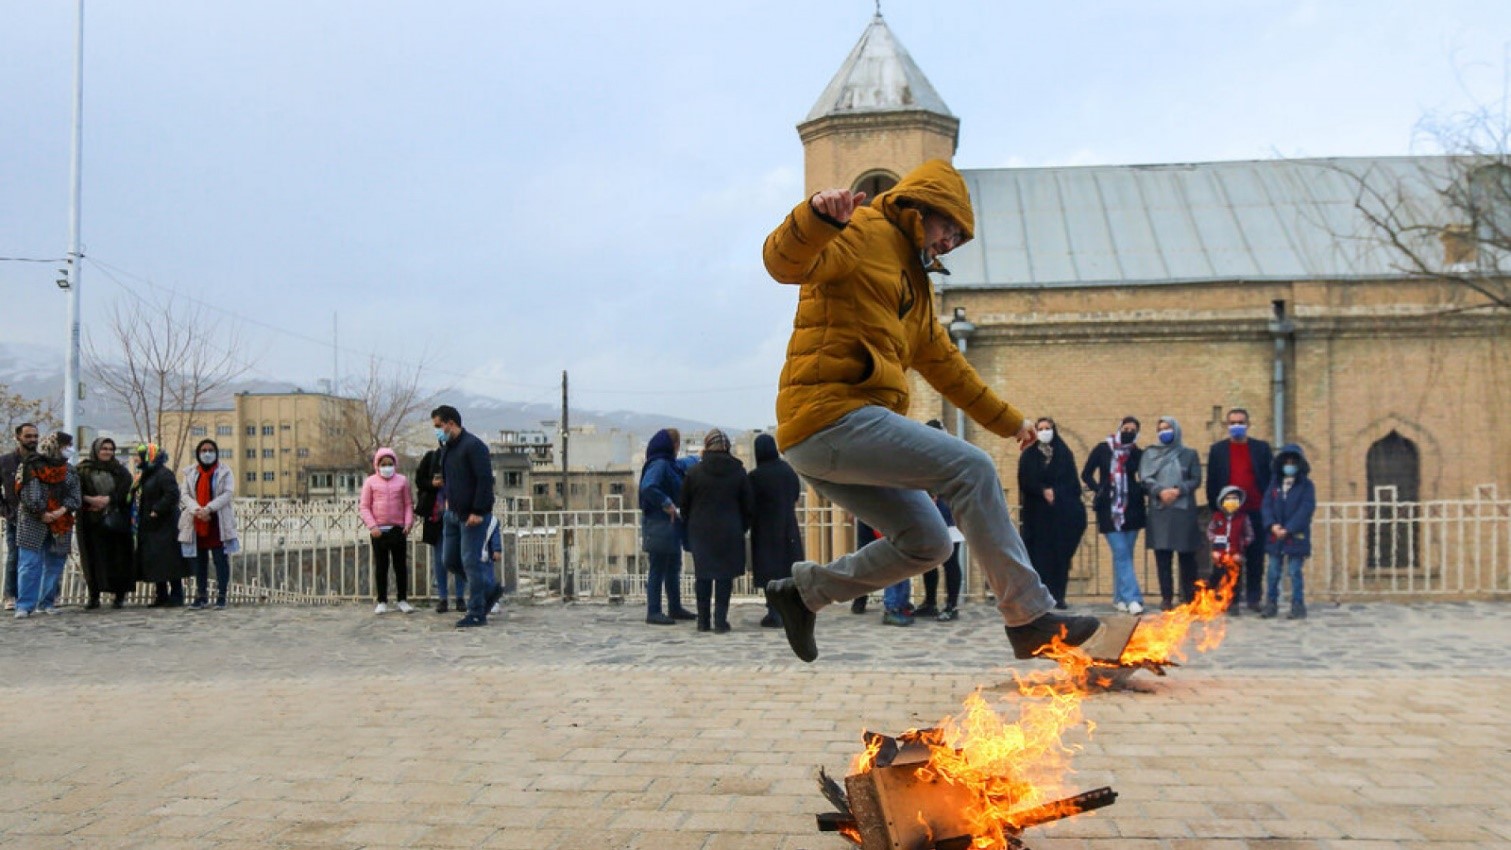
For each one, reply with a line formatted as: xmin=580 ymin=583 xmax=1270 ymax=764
xmin=1205 ymin=408 xmax=1273 ymax=612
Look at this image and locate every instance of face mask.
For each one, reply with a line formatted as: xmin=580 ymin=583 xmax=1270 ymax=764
xmin=61 ymin=446 xmax=75 ymax=460
xmin=1119 ymin=430 xmax=1137 ymax=445
xmin=1282 ymin=463 xmax=1299 ymax=476
xmin=435 ymin=428 xmax=448 ymax=444
xmin=1036 ymin=429 xmax=1055 ymax=444
xmin=199 ymin=451 xmax=217 ymax=465
xmin=1222 ymin=499 xmax=1242 ymax=513
xmin=379 ymin=465 xmax=396 ymax=479
xmin=1158 ymin=431 xmax=1175 ymax=445
xmin=1228 ymin=424 xmax=1248 ymax=440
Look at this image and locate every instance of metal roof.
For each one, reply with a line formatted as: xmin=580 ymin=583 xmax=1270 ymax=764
xmin=942 ymin=156 xmax=1458 ymax=288
xmin=805 ymin=14 xmax=953 ymax=123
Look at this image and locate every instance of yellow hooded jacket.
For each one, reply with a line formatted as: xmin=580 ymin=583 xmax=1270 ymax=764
xmin=763 ymin=159 xmax=1029 ymax=451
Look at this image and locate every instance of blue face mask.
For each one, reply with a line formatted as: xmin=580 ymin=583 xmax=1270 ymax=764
xmin=1158 ymin=431 xmax=1175 ymax=445
xmin=1282 ymin=463 xmax=1299 ymax=476
xmin=1228 ymin=424 xmax=1248 ymax=440
xmin=435 ymin=427 xmax=448 ymax=445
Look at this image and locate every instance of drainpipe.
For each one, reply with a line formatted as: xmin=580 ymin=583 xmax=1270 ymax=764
xmin=1268 ymin=300 xmax=1295 ymax=446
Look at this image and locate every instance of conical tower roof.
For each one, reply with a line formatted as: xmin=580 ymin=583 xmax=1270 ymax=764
xmin=804 ymin=13 xmax=954 ymax=123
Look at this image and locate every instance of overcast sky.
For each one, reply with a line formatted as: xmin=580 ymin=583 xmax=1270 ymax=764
xmin=3 ymin=1 xmax=1508 ymax=429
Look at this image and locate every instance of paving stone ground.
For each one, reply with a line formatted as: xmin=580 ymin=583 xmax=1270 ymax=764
xmin=1 ymin=597 xmax=1508 ymax=849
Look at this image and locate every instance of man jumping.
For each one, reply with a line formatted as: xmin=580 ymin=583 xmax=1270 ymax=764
xmin=760 ymin=159 xmax=1101 ymax=663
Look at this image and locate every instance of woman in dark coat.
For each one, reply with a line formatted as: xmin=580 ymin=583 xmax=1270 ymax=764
xmin=1016 ymin=417 xmax=1088 ymax=609
xmin=747 ymin=434 xmax=803 ymax=628
xmin=1138 ymin=416 xmax=1204 ymax=610
xmin=132 ymin=443 xmax=187 ymax=607
xmin=678 ymin=430 xmax=753 ymax=633
xmin=76 ymin=437 xmax=136 ymax=609
xmin=415 ymin=444 xmax=464 ymax=612
xmin=1080 ymin=416 xmax=1148 ymax=613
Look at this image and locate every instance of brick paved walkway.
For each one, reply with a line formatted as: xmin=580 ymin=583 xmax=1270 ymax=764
xmin=2 ymin=599 xmax=1507 ymax=848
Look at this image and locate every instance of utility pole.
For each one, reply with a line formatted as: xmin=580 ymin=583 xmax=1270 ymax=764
xmin=560 ymin=370 xmax=573 ymax=599
xmin=331 ymin=312 xmax=339 ymax=394
xmin=62 ymin=0 xmax=86 ymax=442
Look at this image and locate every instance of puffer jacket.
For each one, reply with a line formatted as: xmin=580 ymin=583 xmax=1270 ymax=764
xmin=1262 ymin=443 xmax=1317 ymax=557
xmin=762 ymin=159 xmax=1028 ymax=451
xmin=360 ymin=447 xmax=413 ymax=532
xmin=179 ymin=462 xmax=240 ymax=553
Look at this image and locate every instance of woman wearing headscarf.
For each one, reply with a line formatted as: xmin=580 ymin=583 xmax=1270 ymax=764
xmin=747 ymin=433 xmax=803 ymax=628
xmin=679 ymin=429 xmax=754 ymax=633
xmin=179 ymin=438 xmax=240 ymax=609
xmin=1138 ymin=416 xmax=1203 ymax=610
xmin=1081 ymin=417 xmax=1148 ymax=614
xmin=76 ymin=437 xmax=136 ymax=609
xmin=13 ymin=432 xmax=81 ymax=617
xmin=132 ymin=443 xmax=186 ymax=607
xmin=639 ymin=428 xmax=696 ymax=625
xmin=1015 ymin=417 xmax=1088 ymax=609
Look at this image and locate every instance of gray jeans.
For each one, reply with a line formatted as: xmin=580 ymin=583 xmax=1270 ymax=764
xmin=783 ymin=406 xmax=1055 ymax=627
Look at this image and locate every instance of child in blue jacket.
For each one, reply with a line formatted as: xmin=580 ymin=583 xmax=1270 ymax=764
xmin=1260 ymin=444 xmax=1316 ymax=619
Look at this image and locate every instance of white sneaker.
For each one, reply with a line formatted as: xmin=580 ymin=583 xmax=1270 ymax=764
xmin=395 ymin=601 xmax=414 ymax=614
xmin=39 ymin=607 xmax=61 ymax=616
xmin=374 ymin=603 xmax=390 ymax=615
xmin=13 ymin=610 xmax=30 ymax=619
xmin=1127 ymin=601 xmax=1144 ymax=615
xmin=1114 ymin=601 xmax=1129 ymax=613
xmin=489 ymin=602 xmax=502 ymax=615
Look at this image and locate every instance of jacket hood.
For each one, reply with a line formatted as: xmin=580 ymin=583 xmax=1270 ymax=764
xmin=372 ymin=447 xmax=398 ymax=472
xmin=1273 ymin=443 xmax=1311 ymax=478
xmin=874 ymin=159 xmax=975 ymax=246
xmin=1217 ymin=485 xmax=1247 ymax=508
xmin=753 ymin=434 xmax=779 ymax=466
xmin=698 ymin=451 xmax=745 ymax=477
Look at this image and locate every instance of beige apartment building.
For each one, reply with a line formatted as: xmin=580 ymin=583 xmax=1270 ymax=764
xmin=160 ymin=390 xmax=368 ymax=499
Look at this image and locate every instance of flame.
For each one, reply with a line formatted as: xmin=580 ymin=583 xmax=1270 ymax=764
xmin=1119 ymin=553 xmax=1240 ymax=666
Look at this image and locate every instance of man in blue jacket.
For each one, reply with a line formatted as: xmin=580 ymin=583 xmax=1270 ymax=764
xmin=1205 ymin=408 xmax=1273 ymax=613
xmin=432 ymin=405 xmax=501 ymax=627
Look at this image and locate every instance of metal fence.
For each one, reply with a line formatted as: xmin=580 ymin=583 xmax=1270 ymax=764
xmin=8 ymin=488 xmax=1509 ymax=606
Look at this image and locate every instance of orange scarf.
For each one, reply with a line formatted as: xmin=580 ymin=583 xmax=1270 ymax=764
xmin=194 ymin=465 xmax=216 ymax=537
xmin=34 ymin=463 xmax=75 ymax=536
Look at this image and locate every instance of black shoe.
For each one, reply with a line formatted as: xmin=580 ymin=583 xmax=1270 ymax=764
xmin=111 ymin=595 xmax=125 ymax=610
xmin=759 ymin=613 xmax=781 ymax=628
xmin=850 ymin=596 xmax=868 ymax=615
xmin=646 ymin=612 xmax=675 ymax=625
xmin=1286 ymin=607 xmax=1307 ymax=620
xmin=435 ymin=600 xmax=448 ymax=614
xmin=1160 ymin=599 xmax=1174 ymax=612
xmin=1004 ymin=612 xmax=1103 ymax=660
xmin=912 ymin=604 xmax=939 ymax=618
xmin=1247 ymin=601 xmax=1264 ymax=614
xmin=937 ymin=606 xmax=959 ymax=622
xmin=188 ymin=600 xmax=207 ymax=610
xmin=669 ymin=609 xmax=698 ymax=621
xmin=455 ymin=614 xmax=486 ymax=628
xmin=454 ymin=598 xmax=465 ymax=612
xmin=697 ymin=620 xmax=711 ymax=632
xmin=1261 ymin=603 xmax=1278 ymax=619
xmin=1054 ymin=600 xmax=1069 ymax=610
xmin=85 ymin=596 xmax=101 ymax=611
xmin=713 ymin=622 xmax=731 ymax=634
xmin=765 ymin=579 xmax=817 ymax=663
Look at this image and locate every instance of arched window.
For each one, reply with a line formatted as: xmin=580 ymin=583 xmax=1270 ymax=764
xmin=852 ymin=170 xmax=898 ymax=203
xmin=1366 ymin=430 xmax=1420 ymax=570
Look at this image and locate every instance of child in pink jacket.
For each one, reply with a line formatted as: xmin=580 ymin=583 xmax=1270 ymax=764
xmin=360 ymin=448 xmax=414 ymax=614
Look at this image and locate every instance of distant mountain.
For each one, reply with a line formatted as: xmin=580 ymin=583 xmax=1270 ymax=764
xmin=0 ymin=342 xmax=722 ymax=442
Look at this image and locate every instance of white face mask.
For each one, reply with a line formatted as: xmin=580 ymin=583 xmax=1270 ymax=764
xmin=61 ymin=446 xmax=76 ymax=459
xmin=379 ymin=465 xmax=396 ymax=479
xmin=1036 ymin=429 xmax=1055 ymax=444
xmin=199 ymin=452 xmax=217 ymax=465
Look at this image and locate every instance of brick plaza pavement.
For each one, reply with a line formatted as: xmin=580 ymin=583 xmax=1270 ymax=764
xmin=1 ymin=597 xmax=1508 ymax=849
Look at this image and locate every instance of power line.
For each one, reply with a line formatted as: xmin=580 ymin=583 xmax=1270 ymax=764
xmin=0 ymin=256 xmax=65 ymax=263
xmin=81 ymin=255 xmax=777 ymax=399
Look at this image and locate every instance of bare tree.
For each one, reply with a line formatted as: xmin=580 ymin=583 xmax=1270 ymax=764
xmin=84 ymin=294 xmax=253 ymax=467
xmin=329 ymin=353 xmax=442 ymax=468
xmin=0 ymin=384 xmax=60 ymax=441
xmin=1338 ymin=89 xmax=1511 ymax=312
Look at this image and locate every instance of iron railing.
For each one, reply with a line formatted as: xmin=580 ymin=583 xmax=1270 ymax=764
xmin=7 ymin=487 xmax=1507 ymax=606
